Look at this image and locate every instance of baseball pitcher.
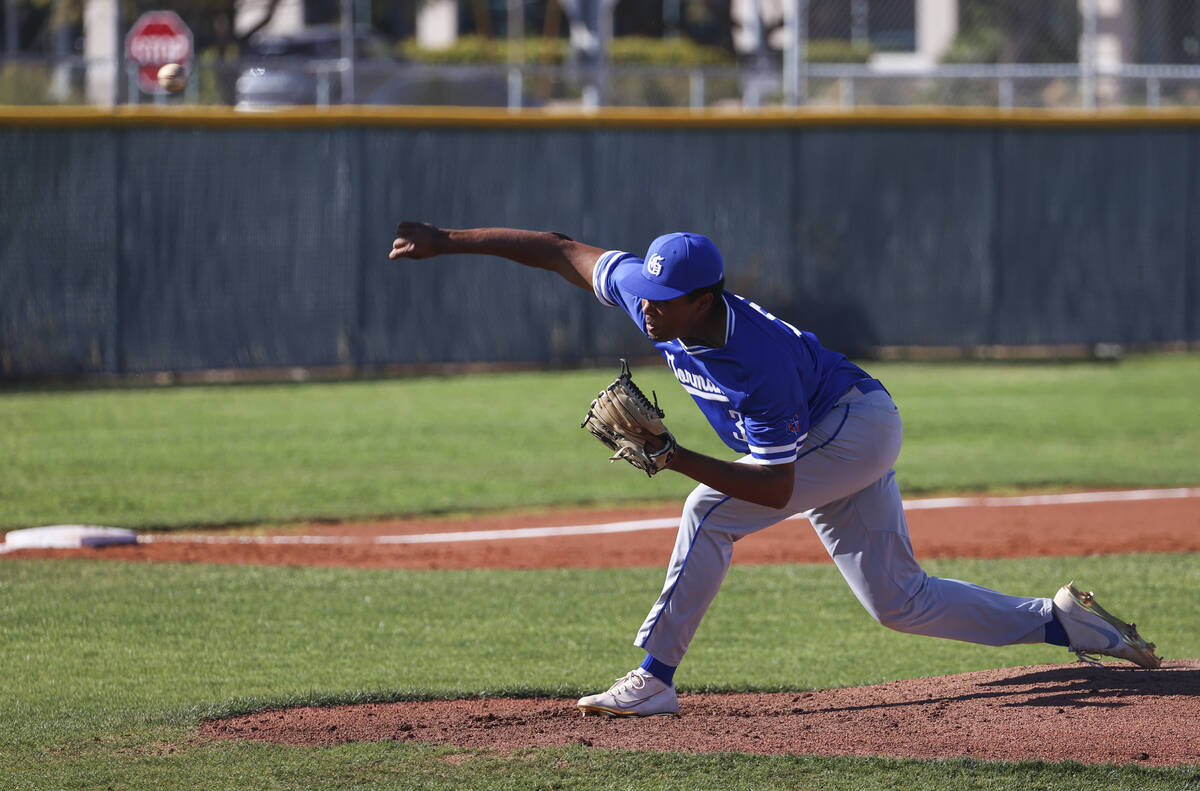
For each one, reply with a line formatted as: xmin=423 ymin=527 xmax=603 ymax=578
xmin=389 ymin=222 xmax=1159 ymax=717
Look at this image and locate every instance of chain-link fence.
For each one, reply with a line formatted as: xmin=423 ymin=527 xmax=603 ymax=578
xmin=2 ymin=1 xmax=1199 ymax=109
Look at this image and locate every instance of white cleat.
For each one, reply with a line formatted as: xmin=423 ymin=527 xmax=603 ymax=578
xmin=577 ymin=668 xmax=679 ymax=717
xmin=1052 ymin=581 xmax=1161 ymax=668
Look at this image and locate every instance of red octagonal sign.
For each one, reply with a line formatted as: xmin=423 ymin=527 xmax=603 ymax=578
xmin=125 ymin=11 xmax=194 ymax=94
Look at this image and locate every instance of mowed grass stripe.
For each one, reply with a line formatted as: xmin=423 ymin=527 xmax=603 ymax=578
xmin=1 ymin=354 xmax=1198 ymax=529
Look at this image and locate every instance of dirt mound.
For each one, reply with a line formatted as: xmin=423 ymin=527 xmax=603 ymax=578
xmin=203 ymin=660 xmax=1200 ymax=766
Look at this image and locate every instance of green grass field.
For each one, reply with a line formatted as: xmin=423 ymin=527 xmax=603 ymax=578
xmin=2 ymin=355 xmax=1199 ymax=789
xmin=1 ymin=354 xmax=1197 ymax=529
xmin=3 ymin=555 xmax=1199 ymax=790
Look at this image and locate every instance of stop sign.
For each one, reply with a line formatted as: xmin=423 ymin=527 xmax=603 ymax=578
xmin=125 ymin=11 xmax=194 ymax=94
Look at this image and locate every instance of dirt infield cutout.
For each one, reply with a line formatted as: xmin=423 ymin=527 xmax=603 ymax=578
xmin=10 ymin=494 xmax=1200 ymax=766
xmin=203 ymin=661 xmax=1200 ymax=766
xmin=10 ymin=493 xmax=1200 ymax=570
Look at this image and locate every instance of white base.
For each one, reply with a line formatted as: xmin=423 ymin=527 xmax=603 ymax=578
xmin=0 ymin=525 xmax=138 ymax=552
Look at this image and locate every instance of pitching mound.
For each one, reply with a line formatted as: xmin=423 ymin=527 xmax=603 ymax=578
xmin=203 ymin=660 xmax=1200 ymax=766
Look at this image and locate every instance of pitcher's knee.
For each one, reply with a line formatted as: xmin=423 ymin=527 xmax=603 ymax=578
xmin=860 ymin=583 xmax=930 ymax=635
xmin=873 ymin=604 xmax=925 ymax=634
xmin=683 ymin=484 xmax=727 ymax=524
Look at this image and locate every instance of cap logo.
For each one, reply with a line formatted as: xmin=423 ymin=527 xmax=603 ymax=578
xmin=647 ymin=254 xmax=664 ymax=277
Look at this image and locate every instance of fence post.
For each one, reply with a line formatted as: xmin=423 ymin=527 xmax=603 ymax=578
xmin=999 ymin=76 xmax=1014 ymax=110
xmin=782 ymin=0 xmax=808 ymax=107
xmin=689 ymin=69 xmax=704 ymax=110
xmin=839 ymin=75 xmax=855 ymax=108
xmin=507 ymin=0 xmax=524 ymax=111
xmin=508 ymin=67 xmax=523 ymax=110
xmin=340 ymin=0 xmax=355 ymax=104
xmin=1079 ymin=0 xmax=1098 ymax=110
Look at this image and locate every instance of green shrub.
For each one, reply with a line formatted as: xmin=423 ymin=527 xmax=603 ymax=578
xmin=0 ymin=61 xmax=82 ymax=104
xmin=804 ymin=39 xmax=874 ymax=63
xmin=397 ymin=34 xmax=733 ymax=66
xmin=607 ymin=35 xmax=733 ymax=66
xmin=940 ymin=27 xmax=1005 ymax=64
xmin=397 ymin=34 xmax=563 ymax=64
xmin=397 ymin=35 xmax=876 ymax=68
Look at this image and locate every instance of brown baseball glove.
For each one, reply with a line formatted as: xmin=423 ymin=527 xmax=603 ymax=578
xmin=581 ymin=359 xmax=677 ymax=477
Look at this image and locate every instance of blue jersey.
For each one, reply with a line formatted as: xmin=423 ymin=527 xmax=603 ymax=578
xmin=593 ymin=250 xmax=873 ymax=465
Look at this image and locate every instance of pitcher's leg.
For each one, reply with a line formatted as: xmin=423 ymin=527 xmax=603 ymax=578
xmin=635 ymin=483 xmax=793 ymax=666
xmin=636 ymin=388 xmax=911 ymax=666
xmin=810 ymin=471 xmax=1054 ymax=646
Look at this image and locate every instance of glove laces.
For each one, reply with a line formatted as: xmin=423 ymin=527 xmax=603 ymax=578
xmin=617 ymin=359 xmax=664 ymax=419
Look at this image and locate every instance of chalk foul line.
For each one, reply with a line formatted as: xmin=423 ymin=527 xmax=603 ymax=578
xmin=137 ymin=487 xmax=1200 ymax=547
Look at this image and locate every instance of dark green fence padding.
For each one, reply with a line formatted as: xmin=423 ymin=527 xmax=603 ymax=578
xmin=2 ymin=109 xmax=1196 ymax=379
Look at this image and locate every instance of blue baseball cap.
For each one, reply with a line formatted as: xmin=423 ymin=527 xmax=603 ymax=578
xmin=616 ymin=232 xmax=725 ymax=301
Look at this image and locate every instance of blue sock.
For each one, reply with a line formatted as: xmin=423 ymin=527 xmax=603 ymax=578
xmin=640 ymin=654 xmax=676 ymax=686
xmin=1044 ymin=614 xmax=1070 ymax=646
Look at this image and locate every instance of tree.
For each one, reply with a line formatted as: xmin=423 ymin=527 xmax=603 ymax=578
xmin=942 ymin=0 xmax=1079 ymax=64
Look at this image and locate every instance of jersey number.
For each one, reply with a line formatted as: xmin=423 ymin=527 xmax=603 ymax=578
xmin=745 ymin=299 xmax=804 ymax=338
xmin=729 ymin=409 xmax=747 ymax=442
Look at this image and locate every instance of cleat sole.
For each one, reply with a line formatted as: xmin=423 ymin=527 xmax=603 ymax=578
xmin=1062 ymin=582 xmax=1161 ymax=669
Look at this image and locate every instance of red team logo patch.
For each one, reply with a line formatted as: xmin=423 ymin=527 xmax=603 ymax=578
xmin=786 ymin=413 xmax=803 ymax=435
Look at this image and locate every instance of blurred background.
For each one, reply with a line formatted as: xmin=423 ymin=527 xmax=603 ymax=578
xmin=2 ymin=0 xmax=1199 ymax=110
xmin=2 ymin=3 xmax=1198 ymax=384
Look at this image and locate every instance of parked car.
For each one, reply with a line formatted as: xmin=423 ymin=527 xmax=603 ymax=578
xmin=364 ymin=63 xmax=514 ymax=107
xmin=235 ymin=26 xmax=396 ymax=109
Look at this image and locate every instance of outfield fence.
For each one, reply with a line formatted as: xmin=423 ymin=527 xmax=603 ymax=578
xmin=1 ymin=107 xmax=1198 ymax=381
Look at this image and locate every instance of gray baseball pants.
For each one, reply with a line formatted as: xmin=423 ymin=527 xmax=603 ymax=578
xmin=636 ymin=386 xmax=1055 ymax=667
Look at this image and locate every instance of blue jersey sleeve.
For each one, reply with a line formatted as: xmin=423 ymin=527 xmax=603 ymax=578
xmin=736 ymin=377 xmax=809 ymax=466
xmin=591 ymin=250 xmax=645 ymax=327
